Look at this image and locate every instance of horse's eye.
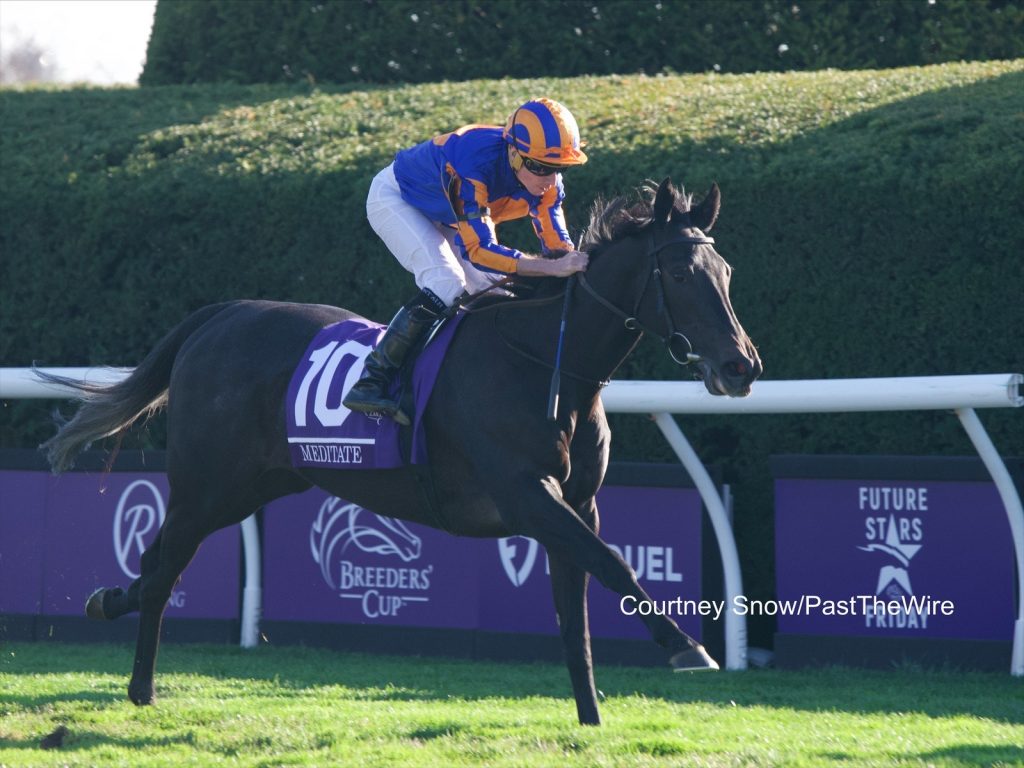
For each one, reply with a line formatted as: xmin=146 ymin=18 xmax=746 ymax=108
xmin=669 ymin=263 xmax=694 ymax=282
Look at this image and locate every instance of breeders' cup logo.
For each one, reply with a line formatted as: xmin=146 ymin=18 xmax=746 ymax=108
xmin=498 ymin=536 xmax=539 ymax=587
xmin=309 ymin=497 xmax=432 ymax=618
xmin=113 ymin=480 xmax=166 ymax=579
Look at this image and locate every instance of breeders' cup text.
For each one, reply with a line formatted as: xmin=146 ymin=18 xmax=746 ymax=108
xmin=338 ymin=562 xmax=434 ymax=618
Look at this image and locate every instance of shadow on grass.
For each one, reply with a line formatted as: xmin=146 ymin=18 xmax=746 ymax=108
xmin=0 ymin=725 xmax=197 ymax=753
xmin=1 ymin=687 xmax=124 ymax=713
xmin=407 ymin=724 xmax=469 ymax=741
xmin=919 ymin=744 xmax=1024 ymax=765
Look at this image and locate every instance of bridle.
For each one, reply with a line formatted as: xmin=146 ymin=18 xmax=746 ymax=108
xmin=474 ymin=224 xmax=717 ymax=387
xmin=577 ymin=228 xmax=715 ymax=365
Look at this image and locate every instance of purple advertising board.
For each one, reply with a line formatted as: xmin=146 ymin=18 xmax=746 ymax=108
xmin=0 ymin=471 xmax=48 ymax=614
xmin=775 ymin=478 xmax=1015 ymax=640
xmin=0 ymin=470 xmax=240 ymax=620
xmin=262 ymin=483 xmax=702 ymax=640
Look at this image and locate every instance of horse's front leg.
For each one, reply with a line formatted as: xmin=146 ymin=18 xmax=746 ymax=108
xmin=499 ymin=472 xmax=718 ymax=671
xmin=548 ymin=496 xmax=600 ymax=725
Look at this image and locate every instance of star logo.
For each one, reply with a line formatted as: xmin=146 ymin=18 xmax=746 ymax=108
xmin=858 ymin=514 xmax=922 ymax=595
xmin=859 ymin=514 xmax=922 ymax=566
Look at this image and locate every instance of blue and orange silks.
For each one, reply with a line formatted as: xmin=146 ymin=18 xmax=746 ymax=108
xmin=392 ymin=125 xmax=574 ymax=275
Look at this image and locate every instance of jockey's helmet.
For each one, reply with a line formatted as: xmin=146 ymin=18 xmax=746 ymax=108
xmin=503 ymin=98 xmax=588 ymax=168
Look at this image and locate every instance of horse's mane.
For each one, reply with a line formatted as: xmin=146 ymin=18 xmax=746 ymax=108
xmin=579 ymin=181 xmax=694 ymax=254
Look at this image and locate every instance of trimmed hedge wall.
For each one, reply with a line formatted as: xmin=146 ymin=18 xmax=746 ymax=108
xmin=2 ymin=62 xmax=1022 ymax=645
xmin=140 ymin=0 xmax=1024 ymax=86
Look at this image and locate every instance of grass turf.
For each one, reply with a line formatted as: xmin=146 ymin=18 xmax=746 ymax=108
xmin=1 ymin=642 xmax=1021 ymax=767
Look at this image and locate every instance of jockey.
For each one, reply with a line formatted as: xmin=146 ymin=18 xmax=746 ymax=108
xmin=343 ymin=97 xmax=590 ymax=424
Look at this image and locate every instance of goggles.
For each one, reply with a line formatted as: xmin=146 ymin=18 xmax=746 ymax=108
xmin=519 ymin=154 xmax=569 ymax=177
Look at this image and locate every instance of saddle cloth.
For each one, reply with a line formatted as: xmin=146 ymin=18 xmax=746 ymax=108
xmin=286 ymin=313 xmax=464 ymax=470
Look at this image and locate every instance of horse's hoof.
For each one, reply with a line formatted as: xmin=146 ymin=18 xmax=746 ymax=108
xmin=85 ymin=588 xmax=107 ymax=620
xmin=578 ymin=712 xmax=602 ymax=726
xmin=128 ymin=681 xmax=155 ymax=706
xmin=670 ymin=644 xmax=720 ymax=672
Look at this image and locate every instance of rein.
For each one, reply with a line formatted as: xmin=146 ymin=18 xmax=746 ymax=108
xmin=454 ymin=227 xmax=716 ymax=390
xmin=454 ymin=277 xmax=565 ymax=314
xmin=492 ymin=310 xmax=619 ymax=388
xmin=450 ymin=275 xmax=612 ymax=387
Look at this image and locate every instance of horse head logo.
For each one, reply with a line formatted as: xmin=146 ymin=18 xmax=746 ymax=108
xmin=310 ymin=497 xmax=422 ymax=589
xmin=498 ymin=536 xmax=538 ymax=587
xmin=113 ymin=479 xmax=166 ymax=579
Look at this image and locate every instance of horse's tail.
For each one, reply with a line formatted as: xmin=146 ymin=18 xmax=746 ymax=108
xmin=37 ymin=302 xmax=238 ymax=473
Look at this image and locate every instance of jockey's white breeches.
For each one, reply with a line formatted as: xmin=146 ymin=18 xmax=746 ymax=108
xmin=366 ymin=164 xmax=502 ymax=307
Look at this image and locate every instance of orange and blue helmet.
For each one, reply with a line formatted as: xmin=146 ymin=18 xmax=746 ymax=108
xmin=503 ymin=98 xmax=588 ymax=167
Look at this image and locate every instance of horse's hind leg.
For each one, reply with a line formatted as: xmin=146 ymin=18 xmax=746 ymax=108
xmin=86 ymin=531 xmax=163 ymax=620
xmin=125 ymin=482 xmax=261 ymax=706
xmin=126 ymin=507 xmax=207 ymax=705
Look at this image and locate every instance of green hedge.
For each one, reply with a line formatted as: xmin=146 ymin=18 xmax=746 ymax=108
xmin=2 ymin=61 xmax=1022 ymax=645
xmin=140 ymin=0 xmax=1024 ymax=86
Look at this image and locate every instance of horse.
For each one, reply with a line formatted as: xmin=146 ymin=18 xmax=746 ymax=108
xmin=39 ymin=178 xmax=762 ymax=726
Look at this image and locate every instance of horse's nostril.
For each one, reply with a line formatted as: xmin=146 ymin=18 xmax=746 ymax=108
xmin=723 ymin=360 xmax=747 ymax=379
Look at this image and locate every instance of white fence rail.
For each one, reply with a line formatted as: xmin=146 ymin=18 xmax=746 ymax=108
xmin=2 ymin=368 xmax=1021 ymax=675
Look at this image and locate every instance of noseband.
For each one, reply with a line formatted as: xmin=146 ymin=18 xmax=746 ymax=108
xmin=577 ymin=229 xmax=715 ymax=365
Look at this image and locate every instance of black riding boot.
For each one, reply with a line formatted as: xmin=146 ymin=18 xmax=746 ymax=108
xmin=342 ymin=289 xmax=446 ymax=425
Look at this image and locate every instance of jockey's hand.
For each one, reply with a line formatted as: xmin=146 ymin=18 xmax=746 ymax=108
xmin=518 ymin=250 xmax=589 ymax=277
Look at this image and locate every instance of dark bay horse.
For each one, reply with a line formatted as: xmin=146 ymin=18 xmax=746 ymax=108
xmin=40 ymin=178 xmax=761 ymax=726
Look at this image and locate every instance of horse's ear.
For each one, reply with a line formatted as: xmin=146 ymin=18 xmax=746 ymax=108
xmin=654 ymin=177 xmax=676 ymax=224
xmin=691 ymin=182 xmax=721 ymax=232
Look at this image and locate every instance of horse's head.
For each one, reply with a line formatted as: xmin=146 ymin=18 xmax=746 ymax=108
xmin=580 ymin=178 xmax=762 ymax=396
xmin=646 ymin=178 xmax=762 ymax=396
